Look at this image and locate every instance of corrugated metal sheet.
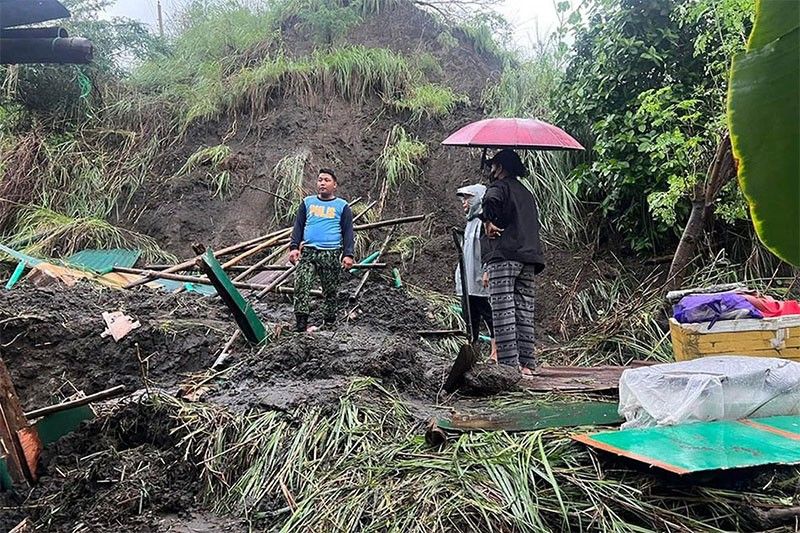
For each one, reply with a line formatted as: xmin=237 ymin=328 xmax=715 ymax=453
xmin=574 ymin=416 xmax=800 ymax=474
xmin=66 ymin=248 xmax=141 ymax=273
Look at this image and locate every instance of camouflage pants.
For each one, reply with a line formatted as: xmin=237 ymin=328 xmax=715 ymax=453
xmin=294 ymin=247 xmax=342 ymax=320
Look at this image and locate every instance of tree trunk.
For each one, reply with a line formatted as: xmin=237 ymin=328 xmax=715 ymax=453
xmin=667 ymin=135 xmax=736 ymax=290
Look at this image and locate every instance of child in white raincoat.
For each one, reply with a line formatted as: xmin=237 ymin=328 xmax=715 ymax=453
xmin=455 ymin=184 xmax=497 ymax=362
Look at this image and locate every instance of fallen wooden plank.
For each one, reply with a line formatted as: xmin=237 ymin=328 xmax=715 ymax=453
xmin=427 ymin=401 xmax=622 ymax=446
xmin=518 ymin=362 xmax=657 ymax=392
xmin=24 ymin=385 xmax=126 ymax=420
xmin=198 ymin=249 xmax=267 ymax=344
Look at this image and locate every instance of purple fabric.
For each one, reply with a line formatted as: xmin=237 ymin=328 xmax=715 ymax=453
xmin=674 ymin=292 xmax=763 ymax=325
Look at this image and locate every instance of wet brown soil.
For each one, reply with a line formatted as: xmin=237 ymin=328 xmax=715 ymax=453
xmin=0 ymin=279 xmax=449 ymax=531
xmin=0 ymin=400 xmax=247 ymax=532
xmin=463 ymin=363 xmax=522 ymax=396
xmin=0 ymin=281 xmax=231 ymax=410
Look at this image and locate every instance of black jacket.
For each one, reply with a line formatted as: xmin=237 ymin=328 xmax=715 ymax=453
xmin=480 ymin=177 xmax=545 ymax=273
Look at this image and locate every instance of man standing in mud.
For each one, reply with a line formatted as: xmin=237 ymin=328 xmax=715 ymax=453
xmin=289 ymin=169 xmax=355 ymax=332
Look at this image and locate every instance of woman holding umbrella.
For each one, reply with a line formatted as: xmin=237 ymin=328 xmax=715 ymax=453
xmin=480 ymin=149 xmax=545 ymax=375
xmin=441 ymin=118 xmax=583 ymax=381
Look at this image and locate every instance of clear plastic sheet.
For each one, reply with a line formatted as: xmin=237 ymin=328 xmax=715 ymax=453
xmin=618 ymin=356 xmax=800 ymax=428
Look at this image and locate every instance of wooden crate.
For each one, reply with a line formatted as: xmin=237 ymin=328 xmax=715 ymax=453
xmin=670 ymin=317 xmax=800 ymax=361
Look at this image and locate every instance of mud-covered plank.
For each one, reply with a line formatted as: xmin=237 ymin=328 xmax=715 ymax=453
xmin=519 ymin=362 xmax=656 ymax=392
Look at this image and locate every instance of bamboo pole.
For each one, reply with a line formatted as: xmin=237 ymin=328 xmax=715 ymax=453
xmin=256 ymin=265 xmax=297 ymax=298
xmin=221 ymin=228 xmax=292 ymax=269
xmin=235 ymin=199 xmax=379 ymax=283
xmin=275 ymin=286 xmax=322 ymax=296
xmin=25 ymin=385 xmax=127 ymax=419
xmin=351 ymin=227 xmax=395 ymax=301
xmin=146 ymin=263 xmax=387 ymax=272
xmin=122 ymin=227 xmax=289 ymax=289
xmin=125 ymin=209 xmax=419 ymax=290
xmin=354 ymin=213 xmax=425 ymax=231
xmin=233 ymin=242 xmax=290 ymax=281
xmin=114 ymin=267 xmax=269 ymax=291
xmin=212 ymin=331 xmax=241 ymax=369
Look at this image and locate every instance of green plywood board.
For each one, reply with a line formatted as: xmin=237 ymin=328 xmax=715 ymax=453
xmin=746 ymin=415 xmax=800 ymax=437
xmin=34 ymin=405 xmax=94 ymax=446
xmin=575 ymin=416 xmax=800 ymax=474
xmin=66 ymin=248 xmax=141 ymax=273
xmin=0 ymin=456 xmax=12 ymax=490
xmin=200 ymin=249 xmax=266 ymax=344
xmin=438 ymin=401 xmax=622 ymax=433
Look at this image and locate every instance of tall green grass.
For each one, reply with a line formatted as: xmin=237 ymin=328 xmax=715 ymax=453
xmin=169 ymin=45 xmax=416 ymax=128
xmin=174 ymin=144 xmax=234 ymax=198
xmin=271 ymin=149 xmax=311 ymax=223
xmin=378 ymin=125 xmax=427 ymax=189
xmin=276 ymin=0 xmax=399 ymax=43
xmin=394 ymin=83 xmax=467 ymax=121
xmin=376 ymin=125 xmax=427 ymax=215
xmin=7 ymin=206 xmax=173 ymax=261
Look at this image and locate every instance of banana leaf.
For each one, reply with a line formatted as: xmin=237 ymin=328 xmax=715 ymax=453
xmin=728 ymin=0 xmax=800 ymax=266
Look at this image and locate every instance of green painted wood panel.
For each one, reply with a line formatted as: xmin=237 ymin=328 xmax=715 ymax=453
xmin=200 ymin=249 xmax=266 ymax=344
xmin=575 ymin=416 xmax=800 ymax=474
xmin=746 ymin=415 xmax=800 ymax=437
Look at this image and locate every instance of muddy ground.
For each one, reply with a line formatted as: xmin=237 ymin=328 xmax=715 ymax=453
xmin=0 ymin=274 xmax=457 ymax=531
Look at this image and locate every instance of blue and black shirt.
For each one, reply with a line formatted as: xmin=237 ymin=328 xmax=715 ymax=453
xmin=290 ymin=195 xmax=355 ymax=257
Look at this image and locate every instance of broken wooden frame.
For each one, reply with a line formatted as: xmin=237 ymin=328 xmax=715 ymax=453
xmin=122 ymin=211 xmax=423 ymax=292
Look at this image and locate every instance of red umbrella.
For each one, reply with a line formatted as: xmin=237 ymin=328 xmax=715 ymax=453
xmin=441 ymin=118 xmax=584 ymax=151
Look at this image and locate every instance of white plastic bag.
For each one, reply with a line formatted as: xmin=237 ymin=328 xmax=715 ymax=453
xmin=618 ymin=356 xmax=800 ymax=428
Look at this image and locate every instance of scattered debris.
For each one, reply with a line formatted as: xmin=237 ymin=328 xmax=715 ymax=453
xmin=101 ymin=311 xmax=141 ymax=342
xmin=0 ymin=357 xmax=40 ymax=488
xmin=24 ymin=385 xmax=126 ymax=420
xmin=65 ymin=248 xmax=141 ymax=274
xmin=518 ymin=361 xmax=656 ymax=393
xmin=26 ymin=262 xmax=89 ymax=287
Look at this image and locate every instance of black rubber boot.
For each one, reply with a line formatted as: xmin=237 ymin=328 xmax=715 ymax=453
xmin=295 ymin=313 xmax=309 ymax=333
